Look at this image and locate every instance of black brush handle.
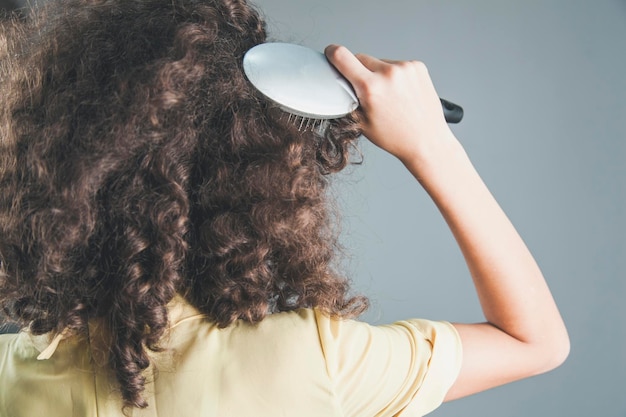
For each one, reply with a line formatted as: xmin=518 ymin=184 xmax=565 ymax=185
xmin=440 ymin=98 xmax=463 ymax=123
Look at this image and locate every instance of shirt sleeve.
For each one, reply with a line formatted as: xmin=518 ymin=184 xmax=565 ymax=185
xmin=315 ymin=311 xmax=463 ymax=417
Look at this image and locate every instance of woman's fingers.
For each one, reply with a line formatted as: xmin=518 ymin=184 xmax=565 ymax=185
xmin=354 ymin=53 xmax=389 ymax=72
xmin=325 ymin=45 xmax=381 ymax=97
xmin=325 ymin=45 xmax=401 ymax=93
xmin=325 ymin=45 xmax=367 ymax=79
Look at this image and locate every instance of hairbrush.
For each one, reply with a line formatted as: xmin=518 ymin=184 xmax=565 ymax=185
xmin=243 ymin=43 xmax=463 ymax=132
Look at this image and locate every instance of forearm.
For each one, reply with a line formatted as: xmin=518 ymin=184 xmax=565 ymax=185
xmin=403 ymin=136 xmax=569 ymax=357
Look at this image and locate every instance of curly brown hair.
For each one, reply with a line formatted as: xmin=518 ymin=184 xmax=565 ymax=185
xmin=0 ymin=0 xmax=366 ymax=410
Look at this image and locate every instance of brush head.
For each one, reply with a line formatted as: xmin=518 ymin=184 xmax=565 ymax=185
xmin=243 ymin=43 xmax=359 ymax=119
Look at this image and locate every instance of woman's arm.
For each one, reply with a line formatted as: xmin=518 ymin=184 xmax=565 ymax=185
xmin=325 ymin=45 xmax=570 ymax=400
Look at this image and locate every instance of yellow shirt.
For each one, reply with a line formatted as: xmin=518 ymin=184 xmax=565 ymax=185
xmin=0 ymin=296 xmax=462 ymax=417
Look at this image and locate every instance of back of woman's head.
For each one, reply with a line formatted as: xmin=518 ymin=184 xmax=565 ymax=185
xmin=0 ymin=0 xmax=365 ymax=409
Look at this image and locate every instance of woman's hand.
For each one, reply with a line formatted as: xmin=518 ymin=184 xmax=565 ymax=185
xmin=325 ymin=44 xmax=456 ymax=166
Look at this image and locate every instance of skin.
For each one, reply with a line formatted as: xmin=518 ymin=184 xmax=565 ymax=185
xmin=324 ymin=44 xmax=570 ymax=401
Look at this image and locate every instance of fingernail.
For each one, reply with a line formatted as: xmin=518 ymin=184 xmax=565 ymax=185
xmin=324 ymin=44 xmax=339 ymax=56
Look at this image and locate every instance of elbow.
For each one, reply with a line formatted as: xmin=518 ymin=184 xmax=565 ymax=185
xmin=535 ymin=329 xmax=570 ymax=374
xmin=551 ymin=321 xmax=571 ymax=369
xmin=552 ymin=332 xmax=571 ymax=369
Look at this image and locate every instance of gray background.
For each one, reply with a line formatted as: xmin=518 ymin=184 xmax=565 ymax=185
xmin=2 ymin=0 xmax=625 ymax=416
xmin=252 ymin=1 xmax=625 ymax=416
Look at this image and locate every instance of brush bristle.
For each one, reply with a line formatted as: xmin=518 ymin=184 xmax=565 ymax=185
xmin=286 ymin=113 xmax=330 ymax=134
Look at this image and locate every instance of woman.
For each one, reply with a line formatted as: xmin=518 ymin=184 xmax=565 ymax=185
xmin=0 ymin=0 xmax=569 ymax=416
